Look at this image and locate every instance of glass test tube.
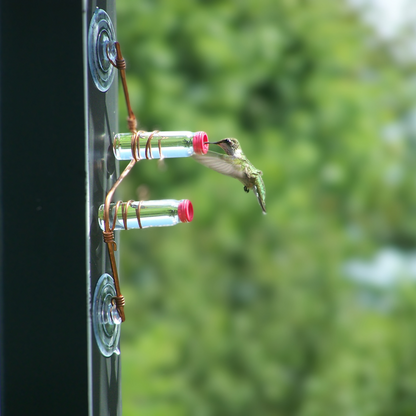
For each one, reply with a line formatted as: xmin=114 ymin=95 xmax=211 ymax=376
xmin=113 ymin=131 xmax=209 ymax=160
xmin=98 ymin=199 xmax=194 ymax=230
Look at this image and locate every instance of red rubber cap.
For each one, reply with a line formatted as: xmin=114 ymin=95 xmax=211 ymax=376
xmin=193 ymin=131 xmax=209 ymax=155
xmin=178 ymin=200 xmax=194 ymax=223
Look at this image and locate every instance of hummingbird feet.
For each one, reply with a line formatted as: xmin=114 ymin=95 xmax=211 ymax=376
xmin=244 ymin=186 xmax=249 ymax=193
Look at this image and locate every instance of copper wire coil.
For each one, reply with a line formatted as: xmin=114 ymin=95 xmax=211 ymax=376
xmin=127 ymin=117 xmax=137 ymax=133
xmin=111 ymin=200 xmax=122 ymax=231
xmin=145 ymin=130 xmax=160 ymax=159
xmin=145 ymin=131 xmax=154 ymax=159
xmin=158 ymin=138 xmax=164 ymax=159
xmin=109 ymin=200 xmax=145 ymax=230
xmin=115 ymin=58 xmax=126 ymax=70
xmin=131 ymin=130 xmax=142 ymax=162
xmin=105 ymin=43 xmax=126 ymax=70
xmin=136 ymin=201 xmax=143 ymax=229
xmin=112 ymin=295 xmax=125 ymax=308
xmin=102 ymin=230 xmax=115 ymax=244
xmin=103 ymin=41 xmax=147 ymax=322
xmin=130 ymin=130 xmax=163 ymax=161
xmin=122 ymin=200 xmax=134 ymax=230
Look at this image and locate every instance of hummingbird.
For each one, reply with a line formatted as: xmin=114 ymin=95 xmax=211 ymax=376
xmin=193 ymin=138 xmax=266 ymax=214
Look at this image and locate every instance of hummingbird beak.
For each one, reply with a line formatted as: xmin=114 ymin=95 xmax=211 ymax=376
xmin=206 ymin=141 xmax=224 ymax=145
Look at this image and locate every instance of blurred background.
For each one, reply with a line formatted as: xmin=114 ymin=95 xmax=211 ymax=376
xmin=116 ymin=0 xmax=416 ymax=414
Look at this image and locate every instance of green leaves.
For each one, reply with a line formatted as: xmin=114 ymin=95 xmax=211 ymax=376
xmin=116 ymin=1 xmax=416 ymax=415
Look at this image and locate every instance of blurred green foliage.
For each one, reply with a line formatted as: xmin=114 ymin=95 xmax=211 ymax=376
xmin=116 ymin=0 xmax=416 ymax=415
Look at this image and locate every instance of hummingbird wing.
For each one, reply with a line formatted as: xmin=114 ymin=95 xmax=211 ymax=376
xmin=192 ymin=151 xmax=246 ymax=181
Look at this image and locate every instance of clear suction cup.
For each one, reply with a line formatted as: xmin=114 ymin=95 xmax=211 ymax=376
xmin=93 ymin=273 xmax=121 ymax=357
xmin=88 ymin=8 xmax=116 ymax=92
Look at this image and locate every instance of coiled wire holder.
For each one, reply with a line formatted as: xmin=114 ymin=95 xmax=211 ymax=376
xmin=101 ymin=42 xmax=167 ymax=323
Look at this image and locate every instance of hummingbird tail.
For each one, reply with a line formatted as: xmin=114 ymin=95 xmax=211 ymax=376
xmin=253 ymin=184 xmax=266 ymax=214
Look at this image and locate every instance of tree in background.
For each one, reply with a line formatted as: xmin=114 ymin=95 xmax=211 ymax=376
xmin=116 ymin=0 xmax=416 ymax=415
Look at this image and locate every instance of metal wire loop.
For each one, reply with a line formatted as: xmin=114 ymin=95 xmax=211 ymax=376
xmin=102 ymin=230 xmax=117 ymax=252
xmin=130 ymin=130 xmax=162 ymax=161
xmin=131 ymin=130 xmax=144 ymax=162
xmin=111 ymin=201 xmax=122 ymax=231
xmin=102 ymin=230 xmax=115 ymax=244
xmin=111 ymin=295 xmax=126 ymax=308
xmin=107 ymin=41 xmax=137 ymax=134
xmin=158 ymin=138 xmax=165 ymax=160
xmin=145 ymin=130 xmax=160 ymax=160
xmin=128 ymin=117 xmax=137 ymax=133
xmin=106 ymin=43 xmax=126 ymax=71
xmin=107 ymin=200 xmax=145 ymax=230
xmin=122 ymin=200 xmax=134 ymax=230
xmin=101 ymin=41 xmax=145 ymax=323
xmin=135 ymin=201 xmax=143 ymax=229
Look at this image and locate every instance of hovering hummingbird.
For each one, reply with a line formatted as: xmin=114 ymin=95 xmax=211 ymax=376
xmin=193 ymin=138 xmax=266 ymax=214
